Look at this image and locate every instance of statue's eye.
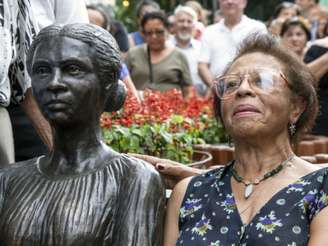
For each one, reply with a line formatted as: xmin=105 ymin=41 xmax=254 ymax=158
xmin=67 ymin=65 xmax=82 ymax=76
xmin=34 ymin=66 xmax=51 ymax=76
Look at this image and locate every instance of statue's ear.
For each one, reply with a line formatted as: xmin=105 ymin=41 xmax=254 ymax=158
xmin=104 ymin=80 xmax=127 ymax=112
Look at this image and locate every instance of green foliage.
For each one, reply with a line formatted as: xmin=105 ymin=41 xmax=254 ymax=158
xmin=103 ymin=114 xmax=226 ymax=164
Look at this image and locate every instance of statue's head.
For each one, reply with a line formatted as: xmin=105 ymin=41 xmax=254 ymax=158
xmin=27 ymin=23 xmax=126 ymax=127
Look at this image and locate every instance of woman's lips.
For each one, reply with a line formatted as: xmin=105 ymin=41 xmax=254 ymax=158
xmin=233 ymin=104 xmax=261 ymax=117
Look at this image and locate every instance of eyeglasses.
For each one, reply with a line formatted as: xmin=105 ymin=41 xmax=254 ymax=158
xmin=143 ymin=29 xmax=165 ymax=37
xmin=212 ymin=68 xmax=291 ymax=100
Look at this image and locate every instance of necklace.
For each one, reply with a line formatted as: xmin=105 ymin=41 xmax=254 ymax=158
xmin=231 ymin=155 xmax=294 ymax=199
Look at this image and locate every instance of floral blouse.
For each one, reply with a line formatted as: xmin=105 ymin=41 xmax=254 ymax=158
xmin=178 ymin=163 xmax=328 ymax=246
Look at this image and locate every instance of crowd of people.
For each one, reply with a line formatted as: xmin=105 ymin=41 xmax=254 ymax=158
xmin=1 ymin=0 xmax=328 ymax=245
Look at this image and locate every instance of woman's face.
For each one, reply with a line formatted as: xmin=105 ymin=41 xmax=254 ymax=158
xmin=281 ymin=25 xmax=308 ymax=57
xmin=143 ymin=19 xmax=167 ymax=51
xmin=220 ymin=52 xmax=299 ymax=141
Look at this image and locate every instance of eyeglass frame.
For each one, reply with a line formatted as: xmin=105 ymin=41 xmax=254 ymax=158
xmin=212 ymin=68 xmax=292 ymax=100
xmin=143 ymin=29 xmax=166 ymax=37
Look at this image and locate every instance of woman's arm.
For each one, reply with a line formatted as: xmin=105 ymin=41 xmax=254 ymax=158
xmin=130 ymin=153 xmax=204 ymax=189
xmin=308 ymin=207 xmax=328 ymax=245
xmin=164 ymin=177 xmax=192 ymax=246
xmin=306 ymin=52 xmax=328 ymax=83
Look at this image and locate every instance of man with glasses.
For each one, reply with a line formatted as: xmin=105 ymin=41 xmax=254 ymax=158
xmin=198 ymin=0 xmax=266 ymax=92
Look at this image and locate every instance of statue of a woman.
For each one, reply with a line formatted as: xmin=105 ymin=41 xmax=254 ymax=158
xmin=0 ymin=24 xmax=165 ymax=246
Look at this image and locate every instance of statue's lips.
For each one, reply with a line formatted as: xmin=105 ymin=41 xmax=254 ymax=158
xmin=45 ymin=100 xmax=71 ymax=110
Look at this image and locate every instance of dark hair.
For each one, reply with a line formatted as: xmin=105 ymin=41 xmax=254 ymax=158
xmin=272 ymin=2 xmax=300 ymax=20
xmin=27 ymin=23 xmax=121 ymax=90
xmin=87 ymin=4 xmax=112 ymax=30
xmin=213 ymin=33 xmax=318 ymax=143
xmin=280 ymin=17 xmax=311 ymax=41
xmin=141 ymin=11 xmax=169 ymax=30
xmin=136 ymin=0 xmax=160 ymax=18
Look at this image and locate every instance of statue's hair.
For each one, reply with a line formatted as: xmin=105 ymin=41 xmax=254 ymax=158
xmin=27 ymin=23 xmax=121 ymax=88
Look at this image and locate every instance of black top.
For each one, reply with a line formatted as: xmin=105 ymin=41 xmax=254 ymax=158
xmin=304 ymin=45 xmax=328 ymax=135
xmin=0 ymin=154 xmax=165 ymax=246
xmin=178 ymin=163 xmax=328 ymax=245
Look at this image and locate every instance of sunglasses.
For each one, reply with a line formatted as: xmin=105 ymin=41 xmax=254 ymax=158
xmin=212 ymin=68 xmax=291 ymax=100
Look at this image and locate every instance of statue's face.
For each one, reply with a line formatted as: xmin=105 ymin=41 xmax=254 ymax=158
xmin=30 ymin=36 xmax=102 ymax=127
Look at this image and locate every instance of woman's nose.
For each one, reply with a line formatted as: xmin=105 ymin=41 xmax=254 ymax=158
xmin=236 ymin=76 xmax=256 ymax=97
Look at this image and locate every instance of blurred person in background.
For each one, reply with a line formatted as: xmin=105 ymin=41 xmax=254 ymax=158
xmin=198 ymin=0 xmax=267 ymax=91
xmin=171 ymin=6 xmax=207 ymax=96
xmin=7 ymin=0 xmax=89 ymax=162
xmin=268 ymin=1 xmax=301 ymax=36
xmin=311 ymin=8 xmax=328 ymax=39
xmin=87 ymin=3 xmax=130 ymax=55
xmin=167 ymin=13 xmax=177 ymax=35
xmin=185 ymin=1 xmax=208 ymax=40
xmin=125 ymin=11 xmax=192 ymax=97
xmin=304 ymin=35 xmax=328 ymax=136
xmin=280 ymin=16 xmax=311 ymax=59
xmin=308 ymin=7 xmax=328 ymax=41
xmin=213 ymin=9 xmax=223 ymax=24
xmin=295 ymin=0 xmax=326 ymax=40
xmin=295 ymin=0 xmax=322 ymax=18
xmin=87 ymin=4 xmax=140 ymax=102
xmin=128 ymin=0 xmax=160 ymax=48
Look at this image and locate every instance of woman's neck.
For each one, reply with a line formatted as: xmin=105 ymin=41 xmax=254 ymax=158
xmin=233 ymin=134 xmax=294 ymax=181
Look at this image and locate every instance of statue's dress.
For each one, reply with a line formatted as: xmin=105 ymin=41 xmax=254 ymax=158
xmin=0 ymin=154 xmax=165 ymax=246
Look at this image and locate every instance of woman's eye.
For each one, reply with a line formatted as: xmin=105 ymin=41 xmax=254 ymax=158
xmin=226 ymin=80 xmax=239 ymax=89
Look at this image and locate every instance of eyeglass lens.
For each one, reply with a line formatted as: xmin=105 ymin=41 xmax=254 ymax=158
xmin=214 ymin=70 xmax=278 ymax=99
xmin=144 ymin=29 xmax=165 ymax=37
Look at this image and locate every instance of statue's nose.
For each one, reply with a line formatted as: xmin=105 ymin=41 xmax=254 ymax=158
xmin=47 ymin=68 xmax=67 ymax=92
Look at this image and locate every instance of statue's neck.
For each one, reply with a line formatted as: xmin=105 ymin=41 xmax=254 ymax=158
xmin=39 ymin=124 xmax=117 ymax=177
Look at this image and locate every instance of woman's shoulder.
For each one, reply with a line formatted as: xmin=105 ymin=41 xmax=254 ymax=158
xmin=179 ymin=165 xmax=230 ymax=196
xmin=126 ymin=44 xmax=145 ymax=57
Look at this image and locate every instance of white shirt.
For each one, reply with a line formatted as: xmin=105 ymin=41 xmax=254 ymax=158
xmin=0 ymin=0 xmax=37 ymax=107
xmin=199 ymin=15 xmax=267 ymax=77
xmin=30 ymin=0 xmax=89 ymax=30
xmin=171 ymin=36 xmax=207 ymax=95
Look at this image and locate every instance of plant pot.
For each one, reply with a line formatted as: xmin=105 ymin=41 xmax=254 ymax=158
xmin=188 ymin=150 xmax=213 ymax=169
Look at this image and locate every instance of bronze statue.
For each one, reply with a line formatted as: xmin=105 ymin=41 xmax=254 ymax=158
xmin=0 ymin=24 xmax=165 ymax=245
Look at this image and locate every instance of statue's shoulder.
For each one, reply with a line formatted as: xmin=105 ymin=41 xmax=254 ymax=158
xmin=119 ymin=153 xmax=159 ymax=173
xmin=0 ymin=157 xmax=38 ymax=176
xmin=112 ymin=154 xmax=162 ymax=183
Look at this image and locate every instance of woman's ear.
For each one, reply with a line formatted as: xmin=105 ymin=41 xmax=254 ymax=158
xmin=104 ymin=80 xmax=127 ymax=112
xmin=290 ymin=96 xmax=306 ymax=123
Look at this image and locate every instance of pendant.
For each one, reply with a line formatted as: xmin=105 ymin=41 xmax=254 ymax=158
xmin=244 ymin=184 xmax=253 ymax=199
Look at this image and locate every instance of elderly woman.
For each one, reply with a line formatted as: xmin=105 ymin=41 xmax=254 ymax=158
xmin=125 ymin=11 xmax=193 ymax=97
xmin=0 ymin=23 xmax=165 ymax=245
xmin=134 ymin=34 xmax=328 ymax=245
